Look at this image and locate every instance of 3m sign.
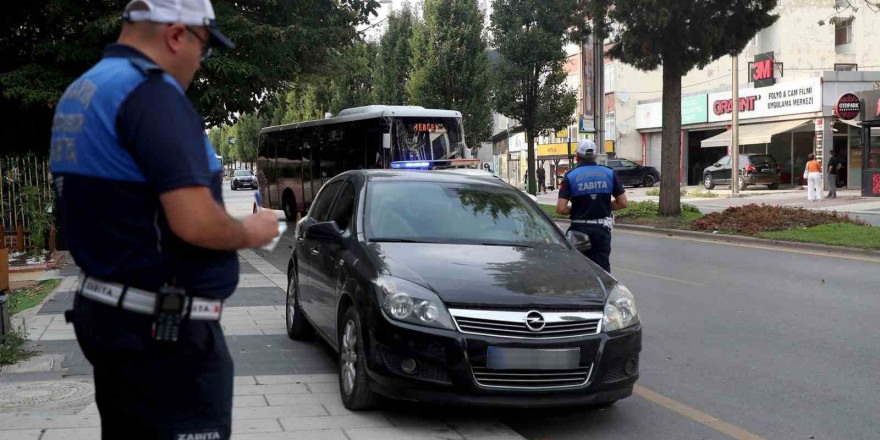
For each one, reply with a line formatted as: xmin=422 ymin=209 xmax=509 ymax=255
xmin=749 ymin=52 xmax=777 ymax=88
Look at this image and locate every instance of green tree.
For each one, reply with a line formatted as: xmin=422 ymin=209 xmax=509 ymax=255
xmin=373 ymin=4 xmax=417 ymax=105
xmin=234 ymin=112 xmax=263 ymax=166
xmin=208 ymin=128 xmax=224 ymax=157
xmin=0 ymin=0 xmax=378 ymax=155
xmin=609 ymin=0 xmax=777 ymax=216
xmin=409 ymin=0 xmax=492 ymax=149
xmin=490 ymin=0 xmax=582 ymax=195
xmin=329 ymin=41 xmax=378 ymax=114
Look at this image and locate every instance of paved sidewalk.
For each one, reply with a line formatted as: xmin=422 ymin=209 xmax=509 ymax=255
xmin=0 ymin=249 xmax=523 ymax=440
xmin=0 ymin=373 xmax=522 ymax=440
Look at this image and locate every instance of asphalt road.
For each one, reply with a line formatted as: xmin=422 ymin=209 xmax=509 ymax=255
xmin=224 ymin=185 xmax=880 ymax=440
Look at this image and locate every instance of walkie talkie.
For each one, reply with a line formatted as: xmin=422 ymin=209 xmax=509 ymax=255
xmin=152 ymin=285 xmax=186 ymax=345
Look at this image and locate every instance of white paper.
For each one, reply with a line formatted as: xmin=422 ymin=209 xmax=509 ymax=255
xmin=260 ymin=222 xmax=288 ymax=252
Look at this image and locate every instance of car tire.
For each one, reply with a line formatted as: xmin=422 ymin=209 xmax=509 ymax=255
xmin=282 ymin=192 xmax=297 ymax=222
xmin=286 ymin=269 xmax=312 ymax=340
xmin=642 ymin=174 xmax=656 ymax=187
xmin=231 ymin=184 xmax=236 ymax=191
xmin=339 ymin=306 xmax=378 ymax=411
xmin=703 ymin=174 xmax=715 ymax=190
xmin=767 ymin=183 xmax=779 ymax=190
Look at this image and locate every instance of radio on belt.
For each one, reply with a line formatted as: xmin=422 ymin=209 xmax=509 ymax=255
xmin=152 ymin=284 xmax=187 ymax=344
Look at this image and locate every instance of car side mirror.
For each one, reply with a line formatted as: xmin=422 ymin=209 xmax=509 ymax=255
xmin=566 ymin=230 xmax=592 ymax=254
xmin=306 ymin=221 xmax=345 ymax=246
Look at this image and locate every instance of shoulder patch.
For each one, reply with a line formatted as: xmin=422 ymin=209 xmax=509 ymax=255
xmin=129 ymin=57 xmax=163 ymax=75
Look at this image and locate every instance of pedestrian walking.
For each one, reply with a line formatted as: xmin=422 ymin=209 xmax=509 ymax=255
xmin=50 ymin=1 xmax=279 ymax=438
xmin=537 ymin=166 xmax=547 ymax=194
xmin=805 ymin=153 xmax=823 ymax=201
xmin=826 ymin=150 xmax=841 ymax=199
xmin=557 ymin=140 xmax=628 ymax=272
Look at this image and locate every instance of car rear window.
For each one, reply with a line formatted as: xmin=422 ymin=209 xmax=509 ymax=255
xmin=749 ymin=155 xmax=776 ymax=166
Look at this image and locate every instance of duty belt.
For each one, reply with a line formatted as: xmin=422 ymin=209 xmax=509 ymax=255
xmin=571 ymin=216 xmax=614 ymax=230
xmin=77 ymin=275 xmax=223 ymax=321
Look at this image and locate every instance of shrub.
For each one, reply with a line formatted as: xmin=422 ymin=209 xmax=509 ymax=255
xmin=691 ymin=204 xmax=866 ymax=235
xmin=616 ymin=201 xmax=700 ymax=219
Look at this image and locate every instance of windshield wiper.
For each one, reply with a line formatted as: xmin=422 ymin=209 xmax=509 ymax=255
xmin=369 ymin=238 xmax=440 ymax=244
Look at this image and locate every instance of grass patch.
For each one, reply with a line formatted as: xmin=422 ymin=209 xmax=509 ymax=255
xmin=7 ymin=279 xmax=61 ymax=315
xmin=758 ymin=223 xmax=880 ymax=249
xmin=615 ymin=201 xmax=703 ymax=229
xmin=0 ymin=326 xmax=33 ymax=366
xmin=686 ymin=188 xmax=720 ymax=198
xmin=645 ymin=188 xmax=660 ymax=196
xmin=539 ymin=203 xmax=567 ymax=220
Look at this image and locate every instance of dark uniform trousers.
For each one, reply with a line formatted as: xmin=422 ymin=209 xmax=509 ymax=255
xmin=71 ymin=293 xmax=233 ymax=440
xmin=569 ymin=223 xmax=613 ymax=273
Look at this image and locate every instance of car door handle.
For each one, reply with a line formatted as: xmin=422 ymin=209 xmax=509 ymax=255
xmin=337 ymin=259 xmax=345 ymax=267
xmin=309 ymin=247 xmax=320 ymax=256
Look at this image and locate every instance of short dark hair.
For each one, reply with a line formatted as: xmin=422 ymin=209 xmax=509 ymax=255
xmin=829 ymin=150 xmax=836 ymax=156
xmin=808 ymin=153 xmax=815 ymax=160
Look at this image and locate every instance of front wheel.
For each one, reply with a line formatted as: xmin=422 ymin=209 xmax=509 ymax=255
xmin=703 ymin=174 xmax=715 ymax=190
xmin=282 ymin=192 xmax=297 ymax=222
xmin=339 ymin=307 xmax=377 ymax=410
xmin=285 ymin=270 xmax=312 ymax=340
xmin=642 ymin=174 xmax=656 ymax=187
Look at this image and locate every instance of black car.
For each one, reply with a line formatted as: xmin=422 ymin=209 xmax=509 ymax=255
xmin=703 ymin=154 xmax=780 ymax=191
xmin=285 ymin=169 xmax=641 ymax=410
xmin=605 ymin=158 xmax=660 ymax=187
xmin=231 ymin=169 xmax=257 ymax=190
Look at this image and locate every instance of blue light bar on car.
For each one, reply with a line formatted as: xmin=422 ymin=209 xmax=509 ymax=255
xmin=391 ymin=161 xmax=431 ymax=169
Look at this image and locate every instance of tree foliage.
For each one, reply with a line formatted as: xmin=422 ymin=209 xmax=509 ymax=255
xmin=609 ymin=0 xmax=778 ymax=216
xmin=0 ymin=0 xmax=378 ymax=155
xmin=490 ymin=0 xmax=582 ymax=195
xmin=409 ymin=0 xmax=493 ymax=147
xmin=373 ymin=4 xmax=417 ymax=105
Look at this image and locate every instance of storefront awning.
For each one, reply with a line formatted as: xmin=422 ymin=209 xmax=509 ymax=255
xmin=700 ymin=120 xmax=810 ymax=148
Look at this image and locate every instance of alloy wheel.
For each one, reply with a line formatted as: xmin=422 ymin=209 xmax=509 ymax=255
xmin=341 ymin=320 xmax=358 ymax=396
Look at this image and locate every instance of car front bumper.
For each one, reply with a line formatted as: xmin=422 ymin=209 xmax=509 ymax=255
xmin=363 ymin=310 xmax=641 ymax=407
xmin=233 ymin=180 xmax=258 ymax=188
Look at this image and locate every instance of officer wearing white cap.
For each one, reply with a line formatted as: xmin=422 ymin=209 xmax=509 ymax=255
xmin=557 ymin=140 xmax=628 ymax=272
xmin=50 ymin=1 xmax=278 ymax=438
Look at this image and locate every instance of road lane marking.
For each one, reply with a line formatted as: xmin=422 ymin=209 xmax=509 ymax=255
xmin=615 ymin=267 xmax=708 ymax=288
xmin=634 ymin=385 xmax=767 ymax=440
xmin=617 ymin=229 xmax=880 ymax=263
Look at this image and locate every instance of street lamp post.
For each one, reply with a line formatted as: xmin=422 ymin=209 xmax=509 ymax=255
xmin=731 ymin=55 xmax=740 ymax=197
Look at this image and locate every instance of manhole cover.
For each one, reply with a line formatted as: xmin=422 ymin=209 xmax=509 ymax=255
xmin=0 ymin=381 xmax=94 ymax=412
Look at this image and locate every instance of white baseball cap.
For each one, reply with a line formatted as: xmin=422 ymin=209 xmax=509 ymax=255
xmin=576 ymin=139 xmax=596 ymax=157
xmin=123 ymin=0 xmax=234 ymax=49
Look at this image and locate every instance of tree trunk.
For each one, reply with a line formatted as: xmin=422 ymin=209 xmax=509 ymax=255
xmin=659 ymin=61 xmax=682 ymax=217
xmin=526 ymin=129 xmax=537 ymax=195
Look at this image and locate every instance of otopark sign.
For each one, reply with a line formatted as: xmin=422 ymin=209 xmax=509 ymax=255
xmin=835 ymin=93 xmax=861 ymax=120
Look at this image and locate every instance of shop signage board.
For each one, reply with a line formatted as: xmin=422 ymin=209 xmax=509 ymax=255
xmin=635 ymin=93 xmax=708 ymax=129
xmin=835 ymin=93 xmax=861 ymax=120
xmin=708 ymin=78 xmax=822 ymax=123
xmin=749 ymin=52 xmax=778 ymax=88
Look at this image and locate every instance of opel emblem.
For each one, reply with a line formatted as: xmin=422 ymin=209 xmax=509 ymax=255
xmin=525 ymin=311 xmax=545 ymax=332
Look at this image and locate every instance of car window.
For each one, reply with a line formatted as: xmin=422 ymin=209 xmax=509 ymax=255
xmin=310 ymin=180 xmax=343 ymax=222
xmin=234 ymin=170 xmax=253 ymax=176
xmin=366 ymin=181 xmax=566 ymax=247
xmin=749 ymin=155 xmax=776 ymax=166
xmin=607 ymin=160 xmax=622 ymax=168
xmin=719 ymin=156 xmax=731 ymax=166
xmin=328 ymin=181 xmax=355 ymax=232
xmin=621 ymin=160 xmax=638 ymax=167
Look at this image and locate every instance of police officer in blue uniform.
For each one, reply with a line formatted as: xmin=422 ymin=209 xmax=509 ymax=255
xmin=50 ymin=1 xmax=279 ymax=438
xmin=557 ymin=140 xmax=628 ymax=272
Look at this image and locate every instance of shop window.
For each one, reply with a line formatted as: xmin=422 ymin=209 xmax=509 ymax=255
xmin=748 ymin=31 xmax=759 ymax=47
xmin=834 ymin=63 xmax=858 ymax=71
xmin=605 ymin=113 xmax=617 ymax=141
xmin=835 ymin=0 xmax=850 ymax=8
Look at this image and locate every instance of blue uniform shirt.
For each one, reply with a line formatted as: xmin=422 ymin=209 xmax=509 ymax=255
xmin=50 ymin=44 xmax=238 ymax=299
xmin=558 ymin=161 xmax=625 ymax=221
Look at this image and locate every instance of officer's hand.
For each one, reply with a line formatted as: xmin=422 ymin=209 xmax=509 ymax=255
xmin=243 ymin=211 xmax=280 ymax=248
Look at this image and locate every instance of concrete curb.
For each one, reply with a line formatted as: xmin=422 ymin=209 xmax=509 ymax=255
xmin=555 ymin=219 xmax=880 ymax=258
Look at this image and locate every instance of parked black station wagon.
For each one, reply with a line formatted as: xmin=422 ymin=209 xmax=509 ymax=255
xmin=285 ymin=169 xmax=642 ymax=409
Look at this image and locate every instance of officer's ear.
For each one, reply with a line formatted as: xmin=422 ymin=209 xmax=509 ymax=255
xmin=163 ymin=23 xmax=188 ymax=55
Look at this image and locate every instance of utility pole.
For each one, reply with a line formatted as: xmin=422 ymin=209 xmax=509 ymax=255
xmin=593 ymin=27 xmax=604 ymax=153
xmin=731 ymin=54 xmax=740 ymax=196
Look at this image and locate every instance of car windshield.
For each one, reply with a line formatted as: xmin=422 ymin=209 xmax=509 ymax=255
xmin=749 ymin=155 xmax=776 ymax=166
xmin=234 ymin=170 xmax=253 ymax=176
xmin=366 ymin=181 xmax=565 ymax=247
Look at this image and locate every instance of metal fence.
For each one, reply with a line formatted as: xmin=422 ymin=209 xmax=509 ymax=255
xmin=1 ymin=155 xmax=53 ymax=251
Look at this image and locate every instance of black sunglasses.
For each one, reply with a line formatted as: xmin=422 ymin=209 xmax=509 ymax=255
xmin=185 ymin=26 xmax=213 ymax=61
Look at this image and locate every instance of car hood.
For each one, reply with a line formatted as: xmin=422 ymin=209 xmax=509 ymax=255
xmin=367 ymin=242 xmax=612 ymax=309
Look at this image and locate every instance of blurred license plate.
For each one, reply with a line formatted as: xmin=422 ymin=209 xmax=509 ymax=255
xmin=486 ymin=347 xmax=580 ymax=370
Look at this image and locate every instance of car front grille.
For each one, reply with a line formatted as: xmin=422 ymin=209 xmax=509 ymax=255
xmin=471 ymin=365 xmax=593 ymax=389
xmin=449 ymin=309 xmax=603 ymax=339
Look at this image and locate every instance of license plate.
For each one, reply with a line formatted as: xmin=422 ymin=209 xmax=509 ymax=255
xmin=486 ymin=347 xmax=580 ymax=370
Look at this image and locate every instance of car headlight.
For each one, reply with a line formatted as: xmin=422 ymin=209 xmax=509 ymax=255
xmin=603 ymin=283 xmax=639 ymax=332
xmin=375 ymin=276 xmax=454 ymax=330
